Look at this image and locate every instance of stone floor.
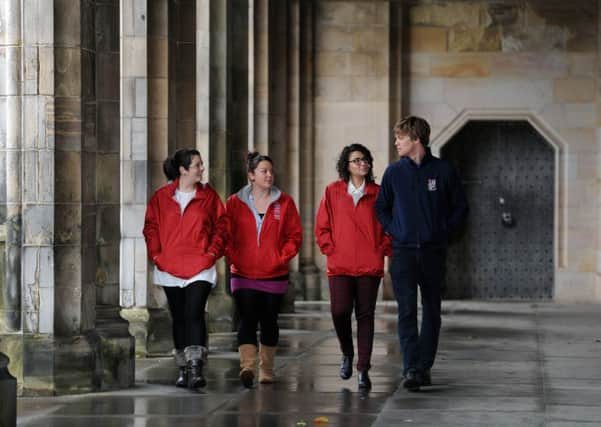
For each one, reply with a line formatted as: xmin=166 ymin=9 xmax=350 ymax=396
xmin=17 ymin=301 xmax=601 ymax=426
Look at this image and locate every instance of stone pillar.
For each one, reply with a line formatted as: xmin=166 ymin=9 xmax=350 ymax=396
xmin=0 ymin=0 xmax=133 ymax=395
xmin=229 ymin=0 xmax=250 ymax=191
xmin=251 ymin=0 xmax=288 ymax=173
xmin=196 ymin=0 xmax=249 ymax=332
xmin=283 ymin=0 xmax=301 ymax=310
xmin=597 ymin=0 xmax=601 ymax=300
xmin=381 ymin=1 xmax=405 ymax=301
xmin=253 ymin=0 xmax=269 ymax=155
xmin=119 ymin=0 xmax=160 ymax=356
xmin=173 ymin=0 xmax=196 ymax=151
xmin=297 ymin=0 xmax=321 ymax=301
xmin=0 ymin=0 xmax=23 ymax=382
xmin=54 ymin=0 xmax=133 ymax=392
xmin=266 ymin=0 xmax=288 ymax=184
xmin=122 ymin=0 xmax=172 ymax=357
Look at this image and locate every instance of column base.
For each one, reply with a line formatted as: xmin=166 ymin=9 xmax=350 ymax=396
xmin=300 ymin=263 xmax=321 ymax=301
xmin=120 ymin=307 xmax=150 ymax=358
xmin=121 ymin=307 xmax=174 ymax=357
xmin=283 ymin=272 xmax=301 ymax=313
xmin=0 ymin=307 xmax=135 ymax=396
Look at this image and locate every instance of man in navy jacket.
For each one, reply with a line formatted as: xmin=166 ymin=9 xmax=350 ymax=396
xmin=375 ymin=116 xmax=468 ymax=391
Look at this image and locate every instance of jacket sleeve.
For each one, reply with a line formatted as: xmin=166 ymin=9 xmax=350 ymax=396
xmin=143 ymin=194 xmax=161 ymax=261
xmin=314 ymin=187 xmax=335 ymax=256
xmin=379 ymin=231 xmax=393 ymax=257
xmin=280 ymin=197 xmax=302 ymax=263
xmin=206 ymin=191 xmax=229 ymax=260
xmin=446 ymin=165 xmax=469 ymax=234
xmin=374 ymin=167 xmax=394 ymax=234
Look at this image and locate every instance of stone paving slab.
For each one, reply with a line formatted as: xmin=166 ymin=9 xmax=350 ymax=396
xmin=373 ymin=410 xmax=546 ymax=427
xmin=17 ymin=301 xmax=601 ymax=426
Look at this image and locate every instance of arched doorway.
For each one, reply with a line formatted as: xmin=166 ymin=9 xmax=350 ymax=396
xmin=441 ymin=121 xmax=554 ymax=299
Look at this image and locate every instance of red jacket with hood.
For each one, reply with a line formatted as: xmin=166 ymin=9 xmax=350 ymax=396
xmin=315 ymin=180 xmax=391 ymax=277
xmin=143 ymin=179 xmax=227 ymax=279
xmin=226 ymin=185 xmax=302 ymax=279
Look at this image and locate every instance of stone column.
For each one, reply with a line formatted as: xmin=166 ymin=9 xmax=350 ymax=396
xmin=253 ymin=0 xmax=309 ymax=305
xmin=597 ymin=0 xmax=601 ymax=300
xmin=284 ymin=0 xmax=319 ymax=304
xmin=252 ymin=0 xmax=269 ymax=155
xmin=266 ymin=0 xmax=288 ymax=184
xmin=54 ymin=0 xmax=133 ymax=392
xmin=197 ymin=0 xmax=249 ymax=332
xmin=0 ymin=0 xmax=133 ymax=395
xmin=0 ymin=0 xmax=23 ymax=389
xmin=298 ymin=0 xmax=321 ymax=301
xmin=119 ymin=0 xmax=154 ymax=356
xmin=381 ymin=0 xmax=404 ymax=300
xmin=283 ymin=0 xmax=301 ymax=310
xmin=251 ymin=0 xmax=288 ymax=174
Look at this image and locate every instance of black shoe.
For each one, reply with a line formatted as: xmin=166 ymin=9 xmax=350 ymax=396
xmin=419 ymin=369 xmax=431 ymax=386
xmin=402 ymin=370 xmax=420 ymax=391
xmin=340 ymin=355 xmax=353 ymax=380
xmin=175 ymin=366 xmax=188 ymax=388
xmin=358 ymin=370 xmax=371 ymax=390
xmin=188 ymin=359 xmax=206 ymax=389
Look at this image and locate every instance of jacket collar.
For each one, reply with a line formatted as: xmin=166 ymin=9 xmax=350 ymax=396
xmin=401 ymin=148 xmax=434 ymax=168
xmin=165 ymin=178 xmax=206 ymax=200
xmin=335 ymin=179 xmax=378 ymax=197
xmin=236 ymin=183 xmax=282 ymax=210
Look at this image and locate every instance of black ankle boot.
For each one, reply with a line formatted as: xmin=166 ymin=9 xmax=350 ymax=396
xmin=188 ymin=359 xmax=206 ymax=389
xmin=175 ymin=366 xmax=188 ymax=388
xmin=402 ymin=370 xmax=420 ymax=391
xmin=340 ymin=355 xmax=353 ymax=380
xmin=358 ymin=370 xmax=371 ymax=389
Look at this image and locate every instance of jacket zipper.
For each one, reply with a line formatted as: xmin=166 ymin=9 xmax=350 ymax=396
xmin=415 ymin=168 xmax=421 ymax=248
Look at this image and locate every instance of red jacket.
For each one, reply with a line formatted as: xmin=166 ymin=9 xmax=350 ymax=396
xmin=315 ymin=180 xmax=391 ymax=277
xmin=226 ymin=186 xmax=302 ymax=279
xmin=143 ymin=179 xmax=227 ymax=279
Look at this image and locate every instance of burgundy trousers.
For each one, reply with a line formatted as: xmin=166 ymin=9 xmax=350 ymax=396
xmin=328 ymin=275 xmax=381 ymax=371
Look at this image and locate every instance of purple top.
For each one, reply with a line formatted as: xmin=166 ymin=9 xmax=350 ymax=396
xmin=230 ymin=275 xmax=288 ymax=294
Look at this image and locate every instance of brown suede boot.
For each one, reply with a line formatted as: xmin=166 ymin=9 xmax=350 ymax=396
xmin=238 ymin=344 xmax=257 ymax=388
xmin=258 ymin=345 xmax=277 ymax=384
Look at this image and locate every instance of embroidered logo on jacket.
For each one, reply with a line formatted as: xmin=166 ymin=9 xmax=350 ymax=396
xmin=273 ymin=203 xmax=281 ymax=220
xmin=427 ymin=178 xmax=437 ymax=191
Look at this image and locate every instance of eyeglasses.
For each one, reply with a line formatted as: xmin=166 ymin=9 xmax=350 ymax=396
xmin=348 ymin=157 xmax=369 ymax=165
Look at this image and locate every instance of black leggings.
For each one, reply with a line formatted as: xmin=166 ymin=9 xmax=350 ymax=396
xmin=233 ymin=289 xmax=283 ymax=347
xmin=163 ymin=281 xmax=212 ymax=349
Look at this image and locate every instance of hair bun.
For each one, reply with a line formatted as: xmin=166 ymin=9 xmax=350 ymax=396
xmin=247 ymin=151 xmax=260 ymax=161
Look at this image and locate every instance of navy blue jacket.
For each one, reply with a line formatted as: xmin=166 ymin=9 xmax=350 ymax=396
xmin=375 ymin=152 xmax=468 ymax=248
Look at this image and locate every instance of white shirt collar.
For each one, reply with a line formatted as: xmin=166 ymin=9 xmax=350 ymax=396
xmin=348 ymin=180 xmax=365 ymax=194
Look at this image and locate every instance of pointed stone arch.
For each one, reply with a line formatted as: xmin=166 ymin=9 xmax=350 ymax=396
xmin=429 ymin=109 xmax=568 ymax=297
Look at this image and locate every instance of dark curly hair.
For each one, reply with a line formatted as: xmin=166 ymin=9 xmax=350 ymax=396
xmin=336 ymin=143 xmax=374 ymax=183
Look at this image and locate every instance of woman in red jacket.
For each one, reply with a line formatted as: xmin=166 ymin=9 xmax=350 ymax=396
xmin=143 ymin=148 xmax=227 ymax=389
xmin=315 ymin=143 xmax=391 ymax=390
xmin=226 ymin=152 xmax=302 ymax=388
